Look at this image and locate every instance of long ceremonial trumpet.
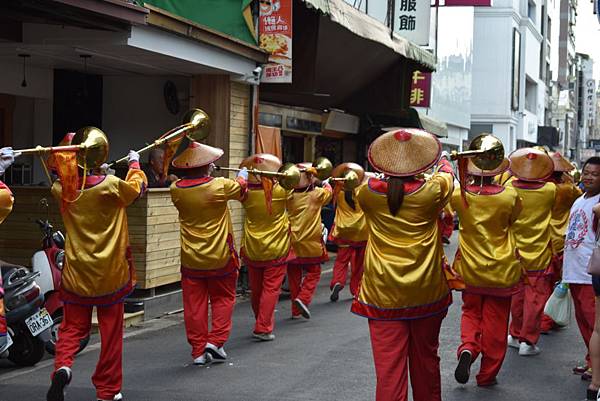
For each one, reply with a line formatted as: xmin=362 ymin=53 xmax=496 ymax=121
xmin=450 ymin=133 xmax=504 ymax=171
xmin=298 ymin=157 xmax=333 ymax=181
xmin=108 ymin=108 xmax=211 ymax=167
xmin=216 ymin=163 xmax=301 ymax=190
xmin=330 ymin=169 xmax=361 ymax=191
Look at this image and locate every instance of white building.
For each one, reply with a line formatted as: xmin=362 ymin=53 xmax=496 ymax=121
xmin=471 ymin=0 xmax=548 ymax=152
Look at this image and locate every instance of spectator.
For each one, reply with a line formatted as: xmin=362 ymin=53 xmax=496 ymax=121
xmin=562 ymin=157 xmax=600 ymax=394
xmin=144 ymin=148 xmax=177 ymax=188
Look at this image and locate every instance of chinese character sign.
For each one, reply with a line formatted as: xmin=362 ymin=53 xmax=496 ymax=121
xmin=394 ymin=0 xmax=431 ymax=46
xmin=585 ymin=79 xmax=597 ymax=123
xmin=259 ymin=0 xmax=292 ymax=83
xmin=409 ymin=70 xmax=432 ymax=108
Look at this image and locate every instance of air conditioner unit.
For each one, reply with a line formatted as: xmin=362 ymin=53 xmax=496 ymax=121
xmin=323 ymin=110 xmax=360 ymax=134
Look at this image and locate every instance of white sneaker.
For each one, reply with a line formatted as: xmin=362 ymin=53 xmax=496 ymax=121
xmin=47 ymin=366 xmax=72 ymax=401
xmin=293 ymin=299 xmax=311 ymax=319
xmin=97 ymin=393 xmax=123 ymax=401
xmin=193 ymin=353 xmax=211 ymax=365
xmin=252 ymin=332 xmax=275 ymax=341
xmin=205 ymin=343 xmax=227 ymax=363
xmin=507 ymin=335 xmax=520 ymax=349
xmin=518 ymin=342 xmax=541 ymax=356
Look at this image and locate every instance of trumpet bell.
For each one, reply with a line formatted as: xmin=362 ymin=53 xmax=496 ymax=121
xmin=341 ymin=169 xmax=360 ymax=191
xmin=71 ymin=127 xmax=109 ymax=169
xmin=468 ymin=134 xmax=504 ymax=171
xmin=312 ymin=157 xmax=333 ymax=180
xmin=277 ymin=163 xmax=301 ymax=190
xmin=182 ymin=109 xmax=211 ymax=142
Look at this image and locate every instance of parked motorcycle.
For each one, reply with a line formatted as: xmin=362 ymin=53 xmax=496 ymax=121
xmin=1 ymin=261 xmax=52 ymax=366
xmin=32 ymin=199 xmax=89 ymax=355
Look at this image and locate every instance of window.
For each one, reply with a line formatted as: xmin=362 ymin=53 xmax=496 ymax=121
xmin=528 ymin=0 xmax=536 ymax=23
xmin=525 ymin=78 xmax=538 ymax=113
xmin=469 ymin=124 xmax=493 ymax=140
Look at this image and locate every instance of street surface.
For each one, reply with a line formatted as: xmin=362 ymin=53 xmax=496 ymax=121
xmin=0 ymin=233 xmax=591 ymax=401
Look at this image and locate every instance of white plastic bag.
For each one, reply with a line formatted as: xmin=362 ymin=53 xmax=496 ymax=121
xmin=544 ymin=283 xmax=572 ymax=327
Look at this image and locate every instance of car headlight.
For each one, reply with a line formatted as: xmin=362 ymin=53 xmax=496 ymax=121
xmin=55 ymin=251 xmax=64 ymax=270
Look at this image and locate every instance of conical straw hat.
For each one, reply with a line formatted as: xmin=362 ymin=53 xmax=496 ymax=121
xmin=331 ymin=162 xmax=366 ymax=186
xmin=508 ymin=148 xmax=554 ymax=181
xmin=549 ymin=151 xmax=574 ymax=172
xmin=171 ymin=141 xmax=223 ymax=169
xmin=467 ymin=158 xmax=510 ymax=177
xmin=239 ymin=153 xmax=282 ymax=184
xmin=368 ymin=128 xmax=441 ymax=177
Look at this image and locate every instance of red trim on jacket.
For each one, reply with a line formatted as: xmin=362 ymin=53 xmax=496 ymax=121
xmin=60 ymin=247 xmax=136 ymax=306
xmin=511 ymin=179 xmax=546 ymax=189
xmin=290 ymin=244 xmax=329 ymax=265
xmin=129 ymin=161 xmax=141 ymax=170
xmin=465 ymin=184 xmax=505 ymax=195
xmin=463 ymin=284 xmax=520 ymax=297
xmin=180 ymin=234 xmax=240 ymax=278
xmin=367 ymin=178 xmax=425 ymax=195
xmin=0 ymin=181 xmax=12 ymax=194
xmin=351 ymin=292 xmax=452 ymax=320
xmin=437 ymin=158 xmax=454 ymax=175
xmin=176 ymin=176 xmax=214 ymax=188
xmin=241 ymin=246 xmax=295 ymax=268
xmin=329 ymin=235 xmax=367 ymax=248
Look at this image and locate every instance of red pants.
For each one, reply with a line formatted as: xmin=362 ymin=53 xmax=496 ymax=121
xmin=54 ymin=302 xmax=124 ymax=400
xmin=181 ymin=271 xmax=238 ymax=359
xmin=288 ymin=263 xmax=321 ymax=316
xmin=570 ymin=284 xmax=596 ymax=367
xmin=248 ymin=265 xmax=286 ymax=334
xmin=458 ymin=293 xmax=511 ymax=385
xmin=329 ymin=246 xmax=365 ymax=296
xmin=438 ymin=212 xmax=454 ymax=239
xmin=509 ymin=274 xmax=552 ymax=345
xmin=368 ymin=311 xmax=446 ymax=401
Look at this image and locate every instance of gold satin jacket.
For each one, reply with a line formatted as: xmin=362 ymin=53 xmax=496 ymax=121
xmin=351 ymin=171 xmax=453 ymax=320
xmin=241 ymin=184 xmax=292 ymax=265
xmin=330 ymin=190 xmax=368 ymax=246
xmin=0 ymin=182 xmax=13 ymax=224
xmin=52 ymin=169 xmax=147 ymax=305
xmin=287 ymin=185 xmax=332 ymax=261
xmin=550 ymin=182 xmax=581 ymax=254
xmin=451 ymin=185 xmax=522 ymax=293
xmin=507 ymin=180 xmax=556 ymax=272
xmin=171 ymin=177 xmax=244 ymax=272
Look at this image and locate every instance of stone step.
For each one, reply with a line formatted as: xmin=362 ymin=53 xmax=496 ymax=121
xmin=91 ymin=310 xmax=144 ymax=333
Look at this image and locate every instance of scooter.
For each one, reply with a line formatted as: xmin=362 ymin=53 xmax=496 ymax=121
xmin=31 ymin=200 xmax=89 ymax=355
xmin=1 ymin=261 xmax=52 ymax=366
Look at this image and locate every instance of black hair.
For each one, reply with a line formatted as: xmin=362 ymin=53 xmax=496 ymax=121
xmin=344 ymin=190 xmax=356 ymax=210
xmin=387 ymin=177 xmax=405 ymax=216
xmin=583 ymin=157 xmax=600 ymax=170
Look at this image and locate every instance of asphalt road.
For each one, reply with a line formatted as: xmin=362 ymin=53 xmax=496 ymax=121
xmin=0 ymin=233 xmax=592 ymax=401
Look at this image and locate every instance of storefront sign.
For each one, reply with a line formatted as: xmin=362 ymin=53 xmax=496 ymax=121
xmin=585 ymin=79 xmax=597 ymax=123
xmin=442 ymin=0 xmax=492 ymax=6
xmin=259 ymin=0 xmax=293 ymax=83
xmin=409 ymin=70 xmax=432 ymax=108
xmin=394 ymin=0 xmax=431 ymax=46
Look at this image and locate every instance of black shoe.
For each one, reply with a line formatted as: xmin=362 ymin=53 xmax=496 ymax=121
xmin=330 ymin=283 xmax=342 ymax=302
xmin=454 ymin=351 xmax=472 ymax=384
xmin=586 ymin=388 xmax=599 ymax=400
xmin=442 ymin=237 xmax=450 ymax=244
xmin=293 ymin=299 xmax=311 ymax=319
xmin=47 ymin=367 xmax=72 ymax=401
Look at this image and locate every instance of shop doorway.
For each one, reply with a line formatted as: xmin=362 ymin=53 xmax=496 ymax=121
xmin=315 ymin=136 xmax=343 ymax=166
xmin=282 ymin=134 xmax=304 ymax=163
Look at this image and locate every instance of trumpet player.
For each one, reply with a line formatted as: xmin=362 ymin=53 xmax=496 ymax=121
xmin=0 ymin=147 xmax=16 ymax=357
xmin=505 ymin=148 xmax=556 ymax=357
xmin=451 ymin=155 xmax=522 ymax=387
xmin=47 ymin=132 xmax=147 ymax=401
xmin=286 ymin=163 xmax=332 ymax=319
xmin=239 ymin=154 xmax=293 ymax=341
xmin=169 ymin=142 xmax=248 ymax=365
xmin=328 ymin=163 xmax=368 ymax=301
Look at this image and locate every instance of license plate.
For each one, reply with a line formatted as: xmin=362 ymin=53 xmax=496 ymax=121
xmin=25 ymin=308 xmax=53 ymax=337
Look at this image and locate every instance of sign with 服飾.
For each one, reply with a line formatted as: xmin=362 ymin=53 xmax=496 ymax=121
xmin=259 ymin=0 xmax=292 ymax=83
xmin=443 ymin=0 xmax=492 ymax=6
xmin=394 ymin=0 xmax=431 ymax=46
xmin=409 ymin=70 xmax=432 ymax=108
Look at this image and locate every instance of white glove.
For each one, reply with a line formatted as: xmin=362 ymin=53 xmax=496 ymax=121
xmin=236 ymin=167 xmax=249 ymax=181
xmin=127 ymin=150 xmax=140 ymax=164
xmin=99 ymin=163 xmax=115 ymax=176
xmin=0 ymin=147 xmax=15 ymax=175
xmin=322 ymin=178 xmax=330 ymax=187
xmin=441 ymin=151 xmax=451 ymax=160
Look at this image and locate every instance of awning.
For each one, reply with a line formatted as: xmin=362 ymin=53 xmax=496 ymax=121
xmin=302 ymin=0 xmax=435 ymax=70
xmin=418 ymin=112 xmax=448 ymax=138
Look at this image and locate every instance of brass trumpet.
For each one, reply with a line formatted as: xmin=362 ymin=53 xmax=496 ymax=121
xmin=216 ymin=163 xmax=301 ymax=190
xmin=299 ymin=157 xmax=333 ymax=181
xmin=109 ymin=108 xmax=211 ymax=167
xmin=14 ymin=126 xmax=109 ymax=169
xmin=451 ymin=133 xmax=504 ymax=171
xmin=330 ymin=169 xmax=361 ymax=191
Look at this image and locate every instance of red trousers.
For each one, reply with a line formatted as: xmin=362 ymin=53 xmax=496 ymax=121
xmin=438 ymin=212 xmax=454 ymax=239
xmin=287 ymin=263 xmax=321 ymax=316
xmin=509 ymin=274 xmax=552 ymax=345
xmin=458 ymin=293 xmax=511 ymax=385
xmin=181 ymin=271 xmax=238 ymax=359
xmin=54 ymin=302 xmax=124 ymax=400
xmin=248 ymin=265 xmax=286 ymax=334
xmin=330 ymin=246 xmax=365 ymax=297
xmin=570 ymin=284 xmax=596 ymax=367
xmin=368 ymin=311 xmax=446 ymax=401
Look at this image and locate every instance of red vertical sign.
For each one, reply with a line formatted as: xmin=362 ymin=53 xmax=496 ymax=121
xmin=259 ymin=0 xmax=292 ymax=83
xmin=409 ymin=70 xmax=432 ymax=108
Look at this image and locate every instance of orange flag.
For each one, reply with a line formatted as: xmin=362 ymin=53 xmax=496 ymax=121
xmin=163 ymin=136 xmax=183 ymax=178
xmin=261 ymin=176 xmax=274 ymax=215
xmin=332 ymin=181 xmax=344 ymax=206
xmin=52 ymin=150 xmax=79 ymax=211
xmin=457 ymin=157 xmax=469 ymax=208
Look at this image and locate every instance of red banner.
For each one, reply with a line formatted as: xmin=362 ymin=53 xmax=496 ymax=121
xmin=442 ymin=0 xmax=492 ymax=6
xmin=259 ymin=0 xmax=293 ymax=83
xmin=409 ymin=70 xmax=432 ymax=108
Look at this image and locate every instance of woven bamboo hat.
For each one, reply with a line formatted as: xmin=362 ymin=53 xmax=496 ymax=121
xmin=508 ymin=147 xmax=554 ymax=181
xmin=239 ymin=153 xmax=282 ymax=184
xmin=171 ymin=141 xmax=223 ymax=169
xmin=467 ymin=158 xmax=510 ymax=177
xmin=549 ymin=151 xmax=574 ymax=172
xmin=368 ymin=128 xmax=441 ymax=177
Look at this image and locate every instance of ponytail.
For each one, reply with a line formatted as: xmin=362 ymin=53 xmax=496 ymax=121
xmin=387 ymin=177 xmax=405 ymax=216
xmin=344 ymin=190 xmax=356 ymax=210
